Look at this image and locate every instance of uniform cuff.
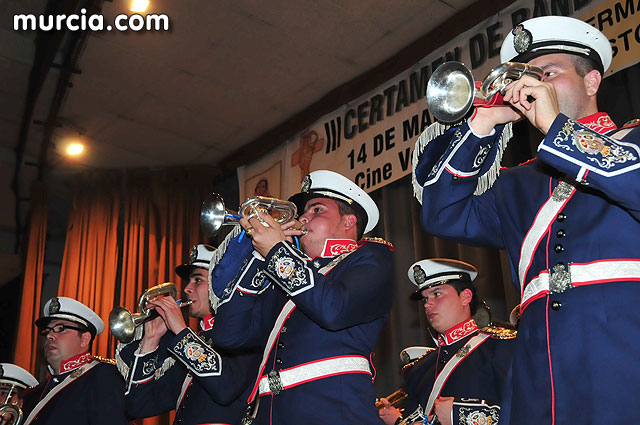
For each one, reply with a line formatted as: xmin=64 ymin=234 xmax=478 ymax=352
xmin=538 ymin=113 xmax=640 ymax=181
xmin=264 ymin=241 xmax=315 ymax=296
xmin=168 ymin=328 xmax=222 ymax=377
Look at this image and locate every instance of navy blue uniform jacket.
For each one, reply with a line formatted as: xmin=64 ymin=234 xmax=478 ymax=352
xmin=402 ymin=323 xmax=515 ymax=424
xmin=211 ymin=236 xmax=394 ymax=425
xmin=412 ymin=112 xmax=640 ymax=425
xmin=118 ymin=322 xmax=258 ymax=425
xmin=22 ymin=357 xmax=129 ymax=425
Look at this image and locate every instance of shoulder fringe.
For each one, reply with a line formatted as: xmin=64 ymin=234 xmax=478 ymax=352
xmin=480 ymin=325 xmax=517 ymax=339
xmin=208 ymin=225 xmax=243 ymax=313
xmin=115 ymin=342 xmax=130 ymax=379
xmin=473 ymin=122 xmax=513 ymax=196
xmin=412 ymin=121 xmax=453 ymax=204
xmin=113 ymin=324 xmax=148 ymax=380
xmin=411 ymin=120 xmax=513 ymax=201
xmin=153 ymin=357 xmax=176 ymax=380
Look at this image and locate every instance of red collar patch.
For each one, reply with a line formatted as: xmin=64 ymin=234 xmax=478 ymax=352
xmin=59 ymin=352 xmax=92 ymax=374
xmin=201 ymin=315 xmax=214 ymax=331
xmin=320 ymin=239 xmax=359 ymax=257
xmin=578 ymin=112 xmax=617 ymax=134
xmin=439 ymin=318 xmax=478 ymax=346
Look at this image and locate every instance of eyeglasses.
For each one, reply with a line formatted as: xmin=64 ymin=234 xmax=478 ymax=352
xmin=39 ymin=324 xmax=88 ymax=336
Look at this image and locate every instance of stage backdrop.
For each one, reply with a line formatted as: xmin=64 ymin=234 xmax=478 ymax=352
xmin=237 ymin=0 xmax=640 ymax=198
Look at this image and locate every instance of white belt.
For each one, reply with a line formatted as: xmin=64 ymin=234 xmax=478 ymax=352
xmin=258 ymin=355 xmax=371 ymax=396
xmin=521 ymin=260 xmax=640 ymax=311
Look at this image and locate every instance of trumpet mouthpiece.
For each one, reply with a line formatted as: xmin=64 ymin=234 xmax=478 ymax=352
xmin=177 ymin=299 xmax=193 ymax=307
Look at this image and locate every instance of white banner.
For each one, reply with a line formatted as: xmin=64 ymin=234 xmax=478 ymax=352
xmin=238 ymin=0 xmax=640 ymax=201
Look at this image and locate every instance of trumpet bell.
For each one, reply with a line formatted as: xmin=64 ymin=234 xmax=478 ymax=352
xmin=108 ymin=306 xmax=138 ymax=344
xmin=426 ymin=61 xmax=544 ymax=123
xmin=200 ymin=193 xmax=230 ymax=238
xmin=426 ymin=62 xmax=475 ymax=123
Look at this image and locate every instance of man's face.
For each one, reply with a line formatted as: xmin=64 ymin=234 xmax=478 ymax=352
xmin=183 ymin=269 xmax=212 ymax=319
xmin=42 ymin=319 xmax=90 ymax=369
xmin=298 ymin=198 xmax=353 ymax=258
xmin=421 ymin=284 xmax=471 ymax=334
xmin=0 ymin=384 xmax=21 ymax=406
xmin=529 ymin=53 xmax=594 ymax=119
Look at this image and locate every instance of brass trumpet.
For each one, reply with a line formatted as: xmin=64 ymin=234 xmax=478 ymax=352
xmin=375 ymin=388 xmax=408 ymax=410
xmin=109 ymin=282 xmax=192 ymax=343
xmin=200 ymin=193 xmax=303 ymax=237
xmin=426 ymin=61 xmax=544 ymax=122
xmin=0 ymin=403 xmax=22 ymax=425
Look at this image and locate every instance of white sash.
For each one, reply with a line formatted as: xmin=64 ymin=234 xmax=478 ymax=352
xmin=518 ymin=181 xmax=576 ymax=290
xmin=23 ymin=361 xmax=98 ymax=425
xmin=176 ymin=374 xmax=193 ymax=410
xmin=247 ymin=300 xmax=296 ymax=403
xmin=424 ymin=334 xmax=490 ymax=416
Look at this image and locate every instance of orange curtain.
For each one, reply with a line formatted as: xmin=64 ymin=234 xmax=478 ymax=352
xmin=13 ymin=181 xmax=48 ymax=372
xmin=119 ymin=168 xmax=213 ymax=425
xmin=57 ymin=172 xmax=121 ymax=358
xmin=119 ymin=168 xmax=212 ymax=333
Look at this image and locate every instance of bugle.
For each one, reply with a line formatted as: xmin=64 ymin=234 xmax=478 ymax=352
xmin=0 ymin=403 xmax=22 ymax=425
xmin=200 ymin=193 xmax=300 ymax=237
xmin=375 ymin=388 xmax=408 ymax=410
xmin=109 ymin=282 xmax=192 ymax=343
xmin=426 ymin=61 xmax=543 ymax=122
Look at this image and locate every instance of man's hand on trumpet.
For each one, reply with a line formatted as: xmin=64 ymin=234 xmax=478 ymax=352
xmin=469 ymin=75 xmax=560 ymax=137
xmin=147 ymin=295 xmax=188 ymax=335
xmin=502 ymin=74 xmax=560 ymax=135
xmin=240 ymin=211 xmax=305 ymax=258
xmin=139 ymin=296 xmax=188 ymax=354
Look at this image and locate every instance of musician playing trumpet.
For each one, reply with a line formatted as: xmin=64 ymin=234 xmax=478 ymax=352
xmin=413 ymin=16 xmax=640 ymax=425
xmin=210 ymin=170 xmax=395 ymax=425
xmin=117 ymin=244 xmax=260 ymax=425
xmin=0 ymin=363 xmax=38 ymax=425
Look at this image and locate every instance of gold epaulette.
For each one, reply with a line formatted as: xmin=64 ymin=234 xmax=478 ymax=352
xmin=91 ymin=355 xmax=117 ymax=365
xmin=480 ymin=325 xmax=517 ymax=340
xmin=360 ymin=237 xmax=394 ymax=249
xmin=622 ymin=118 xmax=640 ymax=129
xmin=400 ymin=348 xmax=435 ymax=375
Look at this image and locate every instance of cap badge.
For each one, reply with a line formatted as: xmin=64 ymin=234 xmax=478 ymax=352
xmin=413 ymin=265 xmax=427 ymax=285
xmin=49 ymin=297 xmax=61 ymax=315
xmin=0 ymin=365 xmax=4 ymax=377
xmin=512 ymin=24 xmax=532 ymax=54
xmin=301 ymin=175 xmax=311 ymax=193
xmin=189 ymin=245 xmax=198 ymax=265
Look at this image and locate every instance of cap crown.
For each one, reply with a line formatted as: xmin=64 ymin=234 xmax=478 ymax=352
xmin=294 ymin=170 xmax=379 ymax=233
xmin=500 ymin=16 xmax=612 ymax=73
xmin=37 ymin=297 xmax=105 ymax=336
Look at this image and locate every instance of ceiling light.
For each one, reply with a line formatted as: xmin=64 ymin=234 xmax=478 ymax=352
xmin=130 ymin=0 xmax=149 ymax=12
xmin=66 ymin=143 xmax=84 ymax=156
